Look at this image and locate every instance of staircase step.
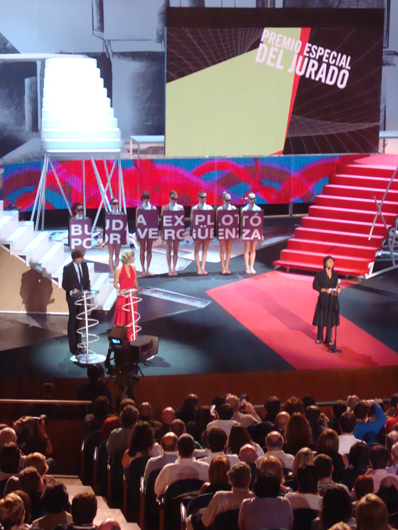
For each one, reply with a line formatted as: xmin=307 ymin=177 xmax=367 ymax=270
xmin=295 ymin=227 xmax=384 ymax=247
xmin=6 ymin=222 xmax=35 ymax=253
xmin=308 ymin=205 xmax=397 ymax=224
xmin=330 ymin=174 xmax=398 ymax=190
xmin=302 ymin=216 xmax=386 ymax=236
xmin=20 ymin=231 xmax=51 ymax=264
xmin=273 ymin=258 xmax=368 ymax=277
xmin=279 ymin=249 xmax=370 ymax=269
xmin=39 ymin=242 xmax=66 ymax=275
xmin=323 ymin=184 xmax=398 ymax=201
xmin=288 ymin=238 xmax=379 ymax=260
xmin=92 ymin=273 xmax=113 ymax=308
xmin=315 ymin=194 xmax=398 ymax=213
xmin=336 ymin=163 xmax=396 ymax=178
xmin=102 ymin=289 xmax=118 ymax=312
xmin=0 ymin=213 xmax=20 ymax=242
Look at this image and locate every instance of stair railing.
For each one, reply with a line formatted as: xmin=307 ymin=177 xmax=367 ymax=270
xmin=368 ymin=163 xmax=398 ymax=241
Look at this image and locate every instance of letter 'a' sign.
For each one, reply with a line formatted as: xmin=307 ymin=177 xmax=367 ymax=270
xmin=136 ymin=210 xmax=159 ymax=240
xmin=218 ymin=210 xmax=240 ymax=240
xmin=105 ymin=214 xmax=128 ymax=245
xmin=192 ymin=209 xmax=214 ymax=240
xmin=241 ymin=211 xmax=264 ymax=241
xmin=162 ymin=211 xmax=185 ymax=241
xmin=69 ymin=219 xmax=92 ymax=250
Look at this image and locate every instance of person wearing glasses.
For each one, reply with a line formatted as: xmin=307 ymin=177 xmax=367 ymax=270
xmin=216 ymin=192 xmax=236 ymax=275
xmin=136 ymin=191 xmax=157 ymax=276
xmin=161 ymin=190 xmax=184 ymax=277
xmin=71 ymin=202 xmax=86 ymax=220
xmin=241 ymin=193 xmax=261 ymax=274
xmin=107 ymin=198 xmax=123 ymax=277
xmin=190 ymin=190 xmax=213 ymax=275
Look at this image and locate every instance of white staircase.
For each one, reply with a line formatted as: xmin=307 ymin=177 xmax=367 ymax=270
xmin=0 ymin=201 xmax=116 ymax=312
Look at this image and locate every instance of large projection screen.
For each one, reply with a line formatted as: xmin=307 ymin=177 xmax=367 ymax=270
xmin=165 ymin=9 xmax=384 ymax=158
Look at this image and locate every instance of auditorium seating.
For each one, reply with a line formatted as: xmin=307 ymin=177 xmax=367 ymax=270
xmin=274 ymin=163 xmax=398 ymax=276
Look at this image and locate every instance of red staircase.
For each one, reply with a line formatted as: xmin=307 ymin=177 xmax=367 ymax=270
xmin=274 ymin=163 xmax=398 ymax=277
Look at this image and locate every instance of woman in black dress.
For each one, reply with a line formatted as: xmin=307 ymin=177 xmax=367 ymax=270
xmin=313 ymin=255 xmax=341 ymax=345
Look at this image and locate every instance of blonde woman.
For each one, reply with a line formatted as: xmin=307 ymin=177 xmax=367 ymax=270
xmin=113 ymin=250 xmax=139 ymax=341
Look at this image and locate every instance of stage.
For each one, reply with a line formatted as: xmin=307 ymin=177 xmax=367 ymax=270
xmin=2 ymin=229 xmax=398 ymax=412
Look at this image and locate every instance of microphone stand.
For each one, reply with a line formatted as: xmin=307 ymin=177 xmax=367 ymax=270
xmin=328 ymin=283 xmax=342 ymax=354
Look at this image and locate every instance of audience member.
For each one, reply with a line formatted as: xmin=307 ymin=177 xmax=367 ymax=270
xmin=259 ymin=455 xmax=291 ymax=495
xmin=14 ymin=416 xmax=53 ymax=457
xmin=314 ymin=454 xmax=349 ymax=497
xmin=122 ymin=421 xmax=161 ymax=469
xmin=228 ymin=425 xmax=263 ymax=458
xmin=170 ymin=419 xmax=186 ymax=438
xmin=356 ymin=493 xmax=390 ymax=530
xmin=353 ymin=401 xmax=386 ymax=442
xmin=199 ymin=455 xmax=230 ymax=494
xmin=239 ymin=444 xmax=259 ymax=484
xmin=143 ymin=432 xmax=179 ymax=482
xmin=77 ymin=364 xmax=111 ymax=407
xmin=284 ymin=397 xmax=305 ymax=416
xmin=101 ymin=398 xmax=135 ymax=441
xmin=0 ymin=443 xmax=21 ymax=494
xmin=339 ymin=412 xmax=360 ymax=454
xmin=238 ymin=471 xmax=293 ymax=530
xmin=328 ymin=400 xmax=347 ymax=436
xmin=354 ymin=475 xmax=374 ymax=501
xmin=306 ymin=406 xmax=326 ymax=445
xmin=311 ymin=485 xmax=354 ymax=530
xmin=225 ymin=394 xmax=260 ymax=428
xmin=24 ymin=382 xmax=63 ymax=420
xmin=176 ymin=394 xmax=199 ymax=424
xmin=347 ymin=395 xmax=360 ymax=413
xmin=367 ymin=445 xmax=390 ymax=493
xmin=106 ymin=405 xmax=138 ymax=456
xmin=284 ymin=413 xmax=313 ymax=456
xmin=32 ymin=482 xmax=71 ymax=530
xmin=139 ymin=402 xmax=162 ymax=437
xmin=387 ymin=441 xmax=398 ymax=474
xmin=377 ymin=483 xmax=398 ymax=528
xmin=338 ymin=441 xmax=369 ymax=490
xmin=187 ymin=406 xmax=212 ymax=443
xmin=0 ymin=428 xmax=18 ymax=449
xmin=285 ymin=463 xmax=322 ymax=511
xmin=97 ymin=519 xmax=121 ymax=530
xmin=258 ymin=431 xmax=294 ymax=469
xmin=155 ymin=434 xmax=209 ymax=495
xmin=14 ymin=489 xmax=31 ymax=527
xmin=302 ymin=395 xmax=317 ymax=410
xmin=274 ymin=411 xmax=290 ymax=437
xmin=263 ymin=396 xmax=280 ymax=423
xmin=285 ymin=447 xmax=315 ymax=491
xmin=83 ymin=396 xmax=112 ymax=436
xmin=207 ymin=404 xmax=238 ymax=438
xmin=316 ymin=429 xmax=346 ymax=480
xmin=200 ymin=426 xmax=239 ymax=466
xmin=18 ymin=466 xmax=45 ymax=520
xmin=56 ymin=491 xmax=97 ymax=530
xmin=198 ymin=463 xmax=253 ymax=529
xmin=0 ymin=492 xmax=25 ymax=530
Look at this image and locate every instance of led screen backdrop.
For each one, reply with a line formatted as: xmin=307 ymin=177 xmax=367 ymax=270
xmin=165 ymin=9 xmax=384 ymax=157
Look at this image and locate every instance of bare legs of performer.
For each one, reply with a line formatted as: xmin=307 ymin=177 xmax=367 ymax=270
xmin=108 ymin=244 xmax=121 ymax=276
xmin=166 ymin=240 xmax=180 ymax=276
xmin=244 ymin=240 xmax=257 ymax=274
xmin=139 ymin=239 xmax=154 ymax=276
xmin=194 ymin=239 xmax=211 ymax=275
xmin=220 ymin=239 xmax=233 ymax=275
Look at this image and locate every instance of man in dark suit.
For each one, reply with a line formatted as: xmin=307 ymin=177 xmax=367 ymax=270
xmin=62 ymin=249 xmax=91 ymax=354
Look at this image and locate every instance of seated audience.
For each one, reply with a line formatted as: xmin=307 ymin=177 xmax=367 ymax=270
xmin=0 ymin=443 xmax=20 ymax=495
xmin=14 ymin=416 xmax=53 ymax=457
xmin=353 ymin=475 xmax=374 ymax=502
xmin=377 ymin=483 xmax=398 ymax=528
xmin=0 ymin=428 xmax=18 ymax=449
xmin=122 ymin=421 xmax=161 ymax=469
xmin=306 ymin=406 xmax=326 ymax=445
xmin=199 ymin=455 xmax=231 ymax=494
xmin=97 ymin=519 xmax=121 ymax=530
xmin=187 ymin=406 xmax=212 ymax=443
xmin=259 ymin=455 xmax=292 ymax=495
xmin=353 ymin=400 xmax=386 ymax=442
xmin=239 ymin=444 xmax=259 ymax=485
xmin=196 ymin=462 xmax=253 ymax=529
xmin=314 ymin=454 xmax=349 ymax=497
xmin=347 ymin=395 xmax=360 ymax=413
xmin=285 ymin=463 xmax=322 ymax=511
xmin=201 ymin=426 xmax=239 ymax=466
xmin=338 ymin=441 xmax=369 ymax=490
xmin=77 ymin=364 xmax=111 ymax=406
xmin=158 ymin=407 xmax=176 ymax=438
xmin=143 ymin=432 xmax=179 ymax=482
xmin=139 ymin=402 xmax=162 ymax=437
xmin=311 ymin=485 xmax=355 ymax=530
xmin=18 ymin=466 xmax=45 ymax=521
xmin=228 ymin=425 xmax=263 ymax=459
xmin=0 ymin=492 xmax=25 ymax=530
xmin=106 ymin=404 xmax=138 ymax=456
xmin=328 ymin=400 xmax=347 ymax=435
xmin=284 ymin=413 xmax=313 ymax=456
xmin=263 ymin=396 xmax=281 ymax=424
xmin=367 ymin=445 xmax=390 ymax=493
xmin=316 ymin=429 xmax=346 ymax=480
xmin=32 ymin=482 xmax=71 ymax=530
xmin=285 ymin=447 xmax=315 ymax=491
xmin=387 ymin=441 xmax=398 ymax=474
xmin=225 ymin=394 xmax=260 ymax=428
xmin=176 ymin=394 xmax=199 ymax=424
xmin=355 ymin=493 xmax=390 ymax=530
xmin=14 ymin=489 xmax=31 ymax=527
xmin=274 ymin=411 xmax=290 ymax=437
xmin=284 ymin=397 xmax=305 ymax=416
xmin=258 ymin=430 xmax=294 ymax=469
xmin=155 ymin=434 xmax=209 ymax=495
xmin=338 ymin=412 xmax=361 ymax=454
xmin=83 ymin=396 xmax=112 ymax=436
xmin=24 ymin=382 xmax=63 ymax=421
xmin=56 ymin=491 xmax=97 ymax=530
xmin=207 ymin=404 xmax=239 ymax=438
xmin=170 ymin=419 xmax=186 ymax=438
xmin=238 ymin=471 xmax=293 ymax=530
xmin=101 ymin=398 xmax=135 ymax=441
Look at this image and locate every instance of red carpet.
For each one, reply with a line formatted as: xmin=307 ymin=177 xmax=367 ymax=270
xmin=274 ymin=154 xmax=398 ymax=276
xmin=207 ymin=271 xmax=398 ymax=371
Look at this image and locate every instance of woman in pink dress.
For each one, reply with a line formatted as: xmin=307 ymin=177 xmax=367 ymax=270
xmin=113 ymin=249 xmax=139 ymax=341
